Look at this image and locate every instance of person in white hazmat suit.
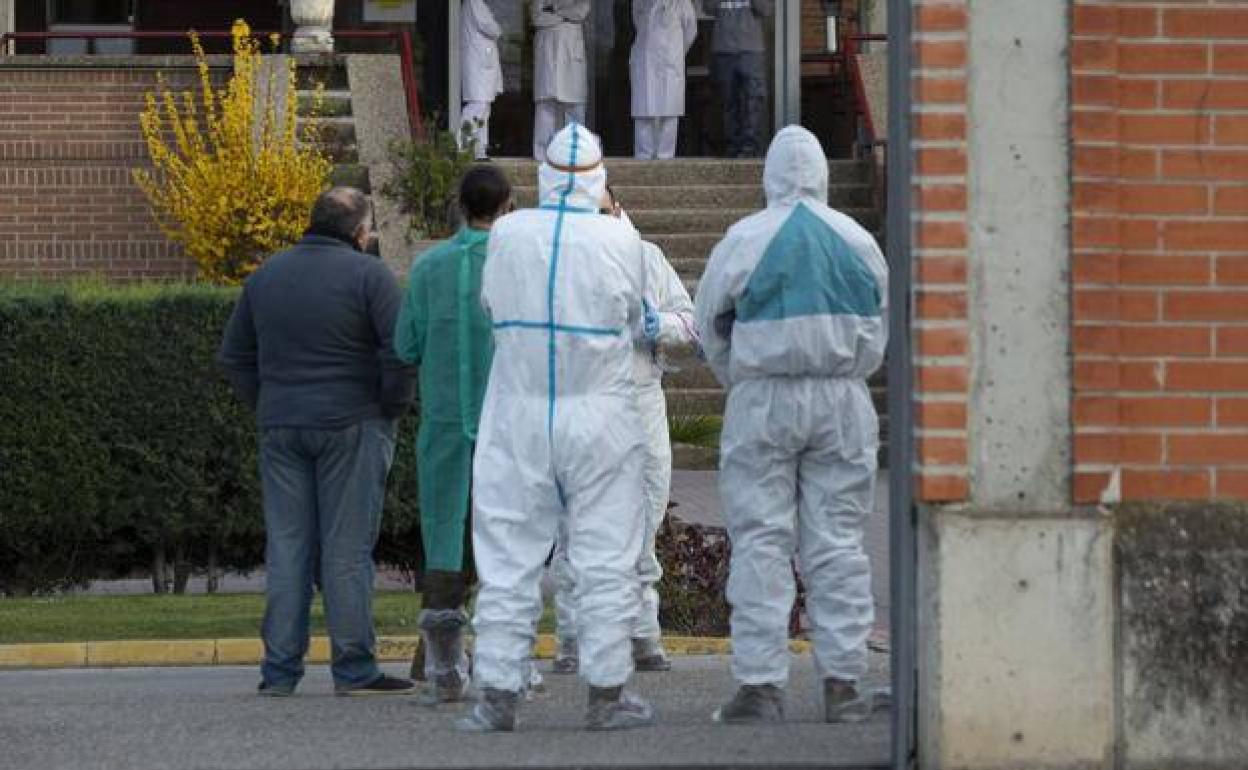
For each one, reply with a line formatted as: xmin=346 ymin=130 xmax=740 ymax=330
xmin=531 ymin=0 xmax=591 ymax=162
xmin=549 ymin=187 xmax=701 ymax=674
xmin=630 ymin=0 xmax=699 ymax=160
xmin=459 ymin=0 xmax=504 ymax=160
xmin=458 ymin=123 xmax=658 ymax=733
xmin=694 ymin=125 xmax=888 ymax=724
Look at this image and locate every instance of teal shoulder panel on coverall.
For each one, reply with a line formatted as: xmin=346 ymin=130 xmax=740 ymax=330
xmin=394 ymin=226 xmax=494 ymax=572
xmin=737 ymin=202 xmax=881 ymax=324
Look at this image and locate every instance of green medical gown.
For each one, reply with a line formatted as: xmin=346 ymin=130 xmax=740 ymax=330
xmin=394 ymin=226 xmax=494 ymax=572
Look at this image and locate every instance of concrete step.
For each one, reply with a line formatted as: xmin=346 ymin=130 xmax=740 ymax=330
xmin=672 ymin=442 xmax=719 ymax=471
xmin=492 ymin=158 xmax=871 ymax=187
xmin=297 ymin=90 xmax=352 ymax=117
xmin=296 ymin=64 xmax=350 ymax=91
xmin=511 ymin=183 xmax=874 ymax=211
xmin=666 ymin=388 xmax=726 ymax=417
xmin=328 ymin=163 xmax=370 ymax=192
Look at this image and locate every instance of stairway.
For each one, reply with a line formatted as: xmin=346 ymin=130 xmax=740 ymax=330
xmin=294 ymin=62 xmax=372 ymax=195
xmin=493 ymin=158 xmax=888 ymax=470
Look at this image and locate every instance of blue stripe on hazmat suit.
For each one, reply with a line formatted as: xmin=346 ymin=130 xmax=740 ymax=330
xmin=471 ymin=123 xmax=651 ymax=693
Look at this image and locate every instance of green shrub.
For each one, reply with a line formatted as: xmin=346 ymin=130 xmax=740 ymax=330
xmin=0 ymin=283 xmax=421 ymax=596
xmin=380 ymin=120 xmax=475 ymax=242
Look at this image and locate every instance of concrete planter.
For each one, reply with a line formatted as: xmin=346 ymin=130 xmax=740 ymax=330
xmin=291 ymin=0 xmax=335 ymax=53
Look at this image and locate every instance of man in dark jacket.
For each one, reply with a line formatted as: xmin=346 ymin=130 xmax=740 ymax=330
xmin=219 ymin=187 xmax=417 ymax=697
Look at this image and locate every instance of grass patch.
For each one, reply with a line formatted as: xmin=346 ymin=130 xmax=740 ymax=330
xmin=0 ymin=592 xmax=558 ymax=644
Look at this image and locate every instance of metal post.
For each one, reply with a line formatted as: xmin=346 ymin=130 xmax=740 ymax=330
xmin=448 ymin=0 xmax=462 ymax=144
xmin=886 ymin=0 xmax=916 ymax=766
xmin=773 ymin=0 xmax=801 ymax=130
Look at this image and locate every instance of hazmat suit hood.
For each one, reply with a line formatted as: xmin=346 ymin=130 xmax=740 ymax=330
xmin=538 ymin=123 xmax=608 ymax=212
xmin=763 ymin=125 xmax=829 ymax=208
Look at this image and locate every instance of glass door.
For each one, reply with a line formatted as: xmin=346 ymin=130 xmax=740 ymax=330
xmin=47 ymin=0 xmax=134 ymax=54
xmin=453 ymin=0 xmax=779 ymax=158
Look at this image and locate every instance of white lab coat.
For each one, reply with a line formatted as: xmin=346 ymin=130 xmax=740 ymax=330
xmin=461 ymin=0 xmax=504 ymax=103
xmin=694 ymin=126 xmax=888 ymax=687
xmin=532 ymin=0 xmax=591 ymax=104
xmin=630 ymin=0 xmax=699 ymax=117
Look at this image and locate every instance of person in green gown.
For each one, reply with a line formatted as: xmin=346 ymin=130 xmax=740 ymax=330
xmin=394 ymin=164 xmax=514 ymax=702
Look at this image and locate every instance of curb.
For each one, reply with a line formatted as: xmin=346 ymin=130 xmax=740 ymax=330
xmin=0 ymin=635 xmax=814 ymax=670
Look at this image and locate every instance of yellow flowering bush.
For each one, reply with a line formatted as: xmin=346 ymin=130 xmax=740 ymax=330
xmin=134 ymin=20 xmax=332 ymax=285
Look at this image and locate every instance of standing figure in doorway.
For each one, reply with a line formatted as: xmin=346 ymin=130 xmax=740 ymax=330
xmin=460 ymin=0 xmax=504 ymax=160
xmin=630 ymin=0 xmax=699 ymax=160
xmin=707 ymin=0 xmax=773 ymax=158
xmin=532 ymin=0 xmax=591 ymax=162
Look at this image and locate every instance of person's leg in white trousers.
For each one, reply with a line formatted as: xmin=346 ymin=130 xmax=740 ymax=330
xmin=534 ymin=101 xmax=588 ymax=162
xmin=633 ymin=381 xmax=671 ymax=645
xmin=655 ymin=117 xmax=679 ymax=160
xmin=460 ymin=101 xmax=492 ymax=160
xmin=719 ymin=378 xmax=876 ymax=688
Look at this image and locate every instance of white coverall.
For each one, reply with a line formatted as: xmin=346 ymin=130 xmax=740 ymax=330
xmin=552 ymin=236 xmax=699 ymax=646
xmin=460 ymin=0 xmax=504 ymax=160
xmin=472 ymin=123 xmax=650 ymax=692
xmin=630 ymin=0 xmax=698 ymax=160
xmin=532 ymin=0 xmax=591 ymax=162
xmin=694 ymin=125 xmax=888 ymax=687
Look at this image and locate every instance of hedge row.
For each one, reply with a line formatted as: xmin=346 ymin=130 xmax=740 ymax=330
xmin=0 ymin=283 xmax=422 ymax=596
xmin=0 ymin=284 xmax=731 ymax=633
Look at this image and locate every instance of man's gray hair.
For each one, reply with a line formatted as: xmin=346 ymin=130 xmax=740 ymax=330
xmin=309 ymin=187 xmax=370 ymax=242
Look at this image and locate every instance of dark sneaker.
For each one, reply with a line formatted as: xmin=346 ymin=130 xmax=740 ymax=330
xmin=631 ymin=638 xmax=672 ymax=672
xmin=712 ymin=684 xmax=785 ymax=723
xmin=335 ymin=674 xmax=416 ymax=697
xmin=824 ymin=678 xmax=872 ymax=723
xmin=585 ymin=686 xmax=655 ymax=731
xmin=257 ymin=681 xmax=294 ymax=698
xmin=456 ymin=687 xmax=519 ymax=732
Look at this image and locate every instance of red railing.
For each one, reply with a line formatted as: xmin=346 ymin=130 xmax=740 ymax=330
xmin=843 ymin=33 xmax=888 ymax=154
xmin=0 ymin=29 xmax=424 ymax=140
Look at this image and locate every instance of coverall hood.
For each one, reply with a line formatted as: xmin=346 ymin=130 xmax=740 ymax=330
xmin=538 ymin=123 xmax=608 ymax=212
xmin=763 ymin=125 xmax=829 ymax=208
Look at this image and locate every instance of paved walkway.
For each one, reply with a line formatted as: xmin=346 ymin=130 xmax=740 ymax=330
xmin=0 ymin=655 xmax=890 ymax=770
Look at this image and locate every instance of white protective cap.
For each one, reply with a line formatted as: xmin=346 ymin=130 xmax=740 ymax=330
xmin=537 ymin=122 xmax=608 ymax=212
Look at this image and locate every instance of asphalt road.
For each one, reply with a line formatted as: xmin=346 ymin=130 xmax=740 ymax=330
xmin=0 ymin=655 xmax=891 ymax=770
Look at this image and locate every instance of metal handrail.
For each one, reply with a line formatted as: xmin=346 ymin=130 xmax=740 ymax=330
xmin=0 ymin=29 xmax=424 ymax=140
xmin=843 ymin=33 xmax=887 ymax=152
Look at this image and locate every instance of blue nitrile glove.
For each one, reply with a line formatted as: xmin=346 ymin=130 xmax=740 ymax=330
xmin=643 ymin=299 xmax=660 ymax=342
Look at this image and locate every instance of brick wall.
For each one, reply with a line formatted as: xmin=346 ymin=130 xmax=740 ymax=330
xmin=1071 ymin=1 xmax=1248 ymax=503
xmin=912 ymin=0 xmax=970 ymax=502
xmin=0 ymin=66 xmax=205 ymax=280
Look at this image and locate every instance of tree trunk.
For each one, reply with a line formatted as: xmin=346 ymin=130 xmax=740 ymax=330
xmin=172 ymin=546 xmax=190 ymax=594
xmin=151 ymin=546 xmax=169 ymax=594
xmin=206 ymin=546 xmax=220 ymax=594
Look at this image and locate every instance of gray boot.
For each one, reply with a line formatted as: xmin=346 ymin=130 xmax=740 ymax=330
xmin=552 ymin=636 xmax=578 ymax=675
xmin=631 ymin=637 xmax=672 ymax=672
xmin=417 ymin=609 xmax=470 ymax=703
xmin=824 ymin=678 xmax=872 ymax=723
xmin=712 ymin=684 xmax=785 ymax=723
xmin=585 ymin=685 xmax=655 ymax=731
xmin=455 ymin=687 xmax=519 ymax=732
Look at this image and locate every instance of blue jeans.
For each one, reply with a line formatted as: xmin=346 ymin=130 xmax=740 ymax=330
xmin=714 ymin=52 xmax=767 ymax=157
xmin=258 ymin=417 xmax=397 ymax=691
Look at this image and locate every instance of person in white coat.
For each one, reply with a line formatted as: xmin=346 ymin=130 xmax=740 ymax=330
xmin=458 ymin=123 xmax=656 ymax=733
xmin=694 ymin=125 xmax=888 ymax=724
xmin=531 ymin=0 xmax=591 ymax=162
xmin=550 ymin=187 xmax=700 ymax=674
xmin=460 ymin=0 xmax=505 ymax=160
xmin=631 ymin=0 xmax=698 ymax=160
